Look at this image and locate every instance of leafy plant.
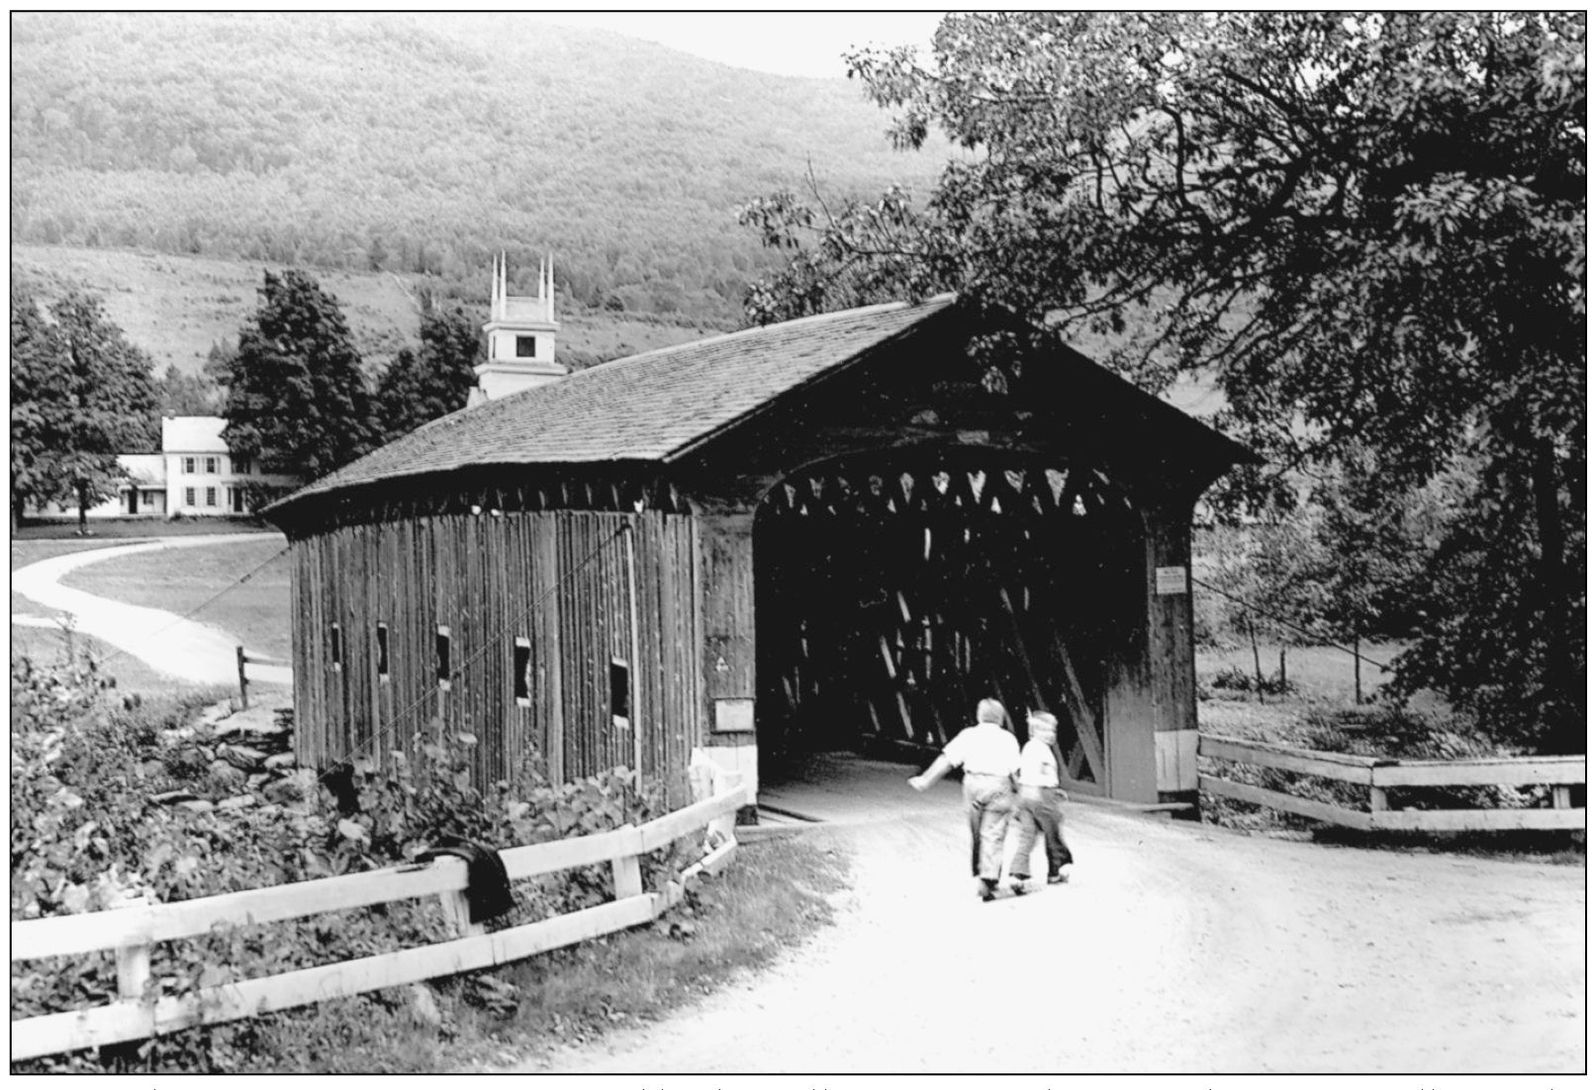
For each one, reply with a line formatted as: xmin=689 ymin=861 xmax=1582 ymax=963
xmin=11 ymin=655 xmax=693 ymax=1073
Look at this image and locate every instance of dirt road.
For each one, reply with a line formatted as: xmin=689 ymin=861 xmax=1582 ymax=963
xmin=523 ymin=798 xmax=1583 ymax=1074
xmin=11 ymin=535 xmax=291 ymax=686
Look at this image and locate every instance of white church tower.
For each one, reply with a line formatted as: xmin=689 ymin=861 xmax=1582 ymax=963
xmin=470 ymin=253 xmax=566 ymax=405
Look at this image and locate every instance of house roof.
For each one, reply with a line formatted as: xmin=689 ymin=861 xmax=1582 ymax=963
xmin=161 ymin=415 xmax=228 ymax=453
xmin=276 ymin=295 xmax=961 ymax=508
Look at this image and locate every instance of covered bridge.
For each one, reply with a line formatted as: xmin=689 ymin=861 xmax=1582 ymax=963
xmin=264 ymin=296 xmax=1251 ymax=810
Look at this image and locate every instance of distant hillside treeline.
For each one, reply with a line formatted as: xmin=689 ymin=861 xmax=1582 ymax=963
xmin=11 ymin=12 xmax=944 ymax=326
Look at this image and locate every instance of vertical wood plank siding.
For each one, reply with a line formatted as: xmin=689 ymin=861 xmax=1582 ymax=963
xmin=290 ymin=511 xmax=701 ymax=806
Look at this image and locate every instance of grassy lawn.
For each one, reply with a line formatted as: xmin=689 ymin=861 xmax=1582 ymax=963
xmin=53 ymin=536 xmax=293 ymax=661
xmin=10 ymin=623 xmax=220 ymax=697
xmin=14 ymin=516 xmax=275 ymax=540
xmin=1196 ymin=639 xmax=1403 ymax=705
xmin=211 ymin=832 xmax=851 ymax=1073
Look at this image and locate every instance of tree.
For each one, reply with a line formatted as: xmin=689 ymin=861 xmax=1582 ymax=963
xmin=9 ymin=286 xmax=159 ymax=531
xmin=10 ymin=284 xmax=67 ymax=528
xmin=223 ymin=269 xmax=375 ymax=483
xmin=741 ymin=13 xmax=1584 ymax=751
xmin=156 ymin=362 xmax=222 ymax=417
xmin=373 ymin=302 xmax=482 ymax=443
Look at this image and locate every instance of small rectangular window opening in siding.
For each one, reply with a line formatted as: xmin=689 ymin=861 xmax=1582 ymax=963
xmin=376 ymin=623 xmax=390 ymax=681
xmin=436 ymin=626 xmax=452 ymax=690
xmin=513 ymin=637 xmax=532 ymax=706
xmin=609 ymin=657 xmax=630 ymax=730
xmin=330 ymin=623 xmax=342 ymax=672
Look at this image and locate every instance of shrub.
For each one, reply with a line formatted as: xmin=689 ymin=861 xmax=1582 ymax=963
xmin=11 ymin=651 xmax=692 ymax=1073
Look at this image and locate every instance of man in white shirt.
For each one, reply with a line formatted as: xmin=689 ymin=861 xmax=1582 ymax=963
xmin=909 ymin=698 xmax=1021 ymax=900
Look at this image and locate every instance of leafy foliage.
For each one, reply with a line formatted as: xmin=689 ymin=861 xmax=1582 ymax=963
xmin=157 ymin=362 xmax=223 ymax=416
xmin=222 ymin=269 xmax=376 ymax=481
xmin=10 ymin=649 xmax=685 ymax=1073
xmin=10 ymin=12 xmax=943 ymax=327
xmin=743 ymin=12 xmax=1585 ymax=750
xmin=9 ymin=282 xmax=159 ymax=527
xmin=374 ymin=302 xmax=483 ymax=443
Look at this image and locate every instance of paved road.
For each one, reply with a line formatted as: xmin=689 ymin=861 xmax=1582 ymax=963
xmin=12 ymin=534 xmax=291 ymax=686
xmin=522 ymin=767 xmax=1585 ymax=1075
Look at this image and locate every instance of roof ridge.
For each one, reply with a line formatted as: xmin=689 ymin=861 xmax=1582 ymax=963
xmin=582 ymin=293 xmax=958 ymax=375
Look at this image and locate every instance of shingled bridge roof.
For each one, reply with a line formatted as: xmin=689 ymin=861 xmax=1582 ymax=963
xmin=275 ymin=295 xmax=959 ymax=509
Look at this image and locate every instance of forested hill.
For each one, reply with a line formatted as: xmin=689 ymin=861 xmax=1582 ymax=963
xmin=10 ymin=12 xmax=944 ymax=326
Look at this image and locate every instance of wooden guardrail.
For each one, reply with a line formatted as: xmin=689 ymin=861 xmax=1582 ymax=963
xmin=11 ymin=781 xmax=749 ymax=1062
xmin=1198 ymin=734 xmax=1585 ymax=832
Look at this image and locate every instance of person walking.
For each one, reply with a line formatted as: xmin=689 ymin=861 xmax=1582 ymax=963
xmin=1007 ymin=711 xmax=1074 ymax=894
xmin=908 ymin=697 xmax=1021 ymax=901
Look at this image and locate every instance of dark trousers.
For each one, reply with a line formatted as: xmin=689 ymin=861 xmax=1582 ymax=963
xmin=1010 ymin=788 xmax=1072 ymax=879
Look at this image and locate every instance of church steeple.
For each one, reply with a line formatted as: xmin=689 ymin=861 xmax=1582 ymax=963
xmin=471 ymin=252 xmax=565 ymax=405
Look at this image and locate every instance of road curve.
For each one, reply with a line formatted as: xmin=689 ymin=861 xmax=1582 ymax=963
xmin=12 ymin=534 xmax=291 ymax=686
xmin=519 ymin=799 xmax=1584 ymax=1074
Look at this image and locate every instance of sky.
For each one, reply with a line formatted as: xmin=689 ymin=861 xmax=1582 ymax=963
xmin=528 ymin=11 xmax=947 ymax=79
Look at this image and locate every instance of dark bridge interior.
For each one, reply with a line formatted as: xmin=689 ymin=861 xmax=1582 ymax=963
xmin=754 ymin=453 xmax=1139 ymax=789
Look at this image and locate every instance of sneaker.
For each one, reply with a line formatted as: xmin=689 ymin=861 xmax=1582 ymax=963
xmin=1009 ymin=878 xmax=1029 ymax=896
xmin=1047 ymin=872 xmax=1068 ymax=885
xmin=978 ymin=880 xmax=998 ymax=902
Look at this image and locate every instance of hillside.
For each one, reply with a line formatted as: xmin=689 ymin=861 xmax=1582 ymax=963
xmin=9 ymin=244 xmax=722 ymax=377
xmin=11 ymin=13 xmax=946 ymax=329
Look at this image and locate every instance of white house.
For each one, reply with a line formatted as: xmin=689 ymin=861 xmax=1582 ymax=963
xmin=26 ymin=416 xmax=299 ymax=520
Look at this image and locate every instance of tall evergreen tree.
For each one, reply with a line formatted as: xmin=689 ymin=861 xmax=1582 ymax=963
xmin=223 ymin=269 xmax=375 ymax=483
xmin=373 ymin=302 xmax=482 ymax=443
xmin=10 ymin=283 xmax=67 ymax=528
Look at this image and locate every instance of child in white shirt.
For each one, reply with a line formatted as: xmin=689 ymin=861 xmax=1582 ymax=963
xmin=1008 ymin=711 xmax=1073 ymax=893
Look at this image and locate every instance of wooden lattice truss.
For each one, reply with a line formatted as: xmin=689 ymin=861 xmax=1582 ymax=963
xmin=756 ymin=458 xmax=1139 ymax=787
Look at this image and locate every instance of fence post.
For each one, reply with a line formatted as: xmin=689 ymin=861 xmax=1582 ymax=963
xmin=1353 ymin=635 xmax=1362 ymax=705
xmin=236 ymin=645 xmax=249 ymax=710
xmin=1553 ymin=786 xmax=1572 ymax=810
xmin=115 ymin=942 xmax=152 ymax=1004
xmin=611 ymin=824 xmax=643 ymax=901
xmin=1248 ymin=617 xmax=1264 ymax=701
xmin=438 ymin=887 xmax=485 ymax=938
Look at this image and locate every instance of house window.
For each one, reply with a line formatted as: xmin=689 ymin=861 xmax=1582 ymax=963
xmin=231 ymin=488 xmax=245 ymax=514
xmin=183 ymin=457 xmax=196 ymax=474
xmin=205 ymin=487 xmax=217 ymax=507
xmin=513 ymin=637 xmax=532 ymax=706
xmin=376 ymin=624 xmax=390 ymax=680
xmin=184 ymin=487 xmax=196 ymax=506
xmin=204 ymin=456 xmax=218 ymax=474
xmin=609 ymin=657 xmax=630 ymax=729
xmin=436 ymin=626 xmax=452 ymax=690
xmin=233 ymin=455 xmax=251 ymax=475
xmin=331 ymin=623 xmax=343 ymax=671
xmin=515 ymin=335 xmax=537 ymax=358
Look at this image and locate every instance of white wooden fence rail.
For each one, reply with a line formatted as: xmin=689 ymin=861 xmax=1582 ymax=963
xmin=11 ymin=782 xmax=749 ymax=1062
xmin=1198 ymin=733 xmax=1585 ymax=832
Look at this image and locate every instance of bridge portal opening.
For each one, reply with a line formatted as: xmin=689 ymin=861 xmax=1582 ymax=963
xmin=753 ymin=454 xmax=1138 ymax=794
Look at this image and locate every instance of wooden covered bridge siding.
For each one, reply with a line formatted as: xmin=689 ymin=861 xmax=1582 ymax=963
xmin=273 ymin=297 xmax=1242 ymax=808
xmin=670 ymin=340 xmax=1217 ymax=802
xmin=289 ymin=506 xmax=704 ymax=805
